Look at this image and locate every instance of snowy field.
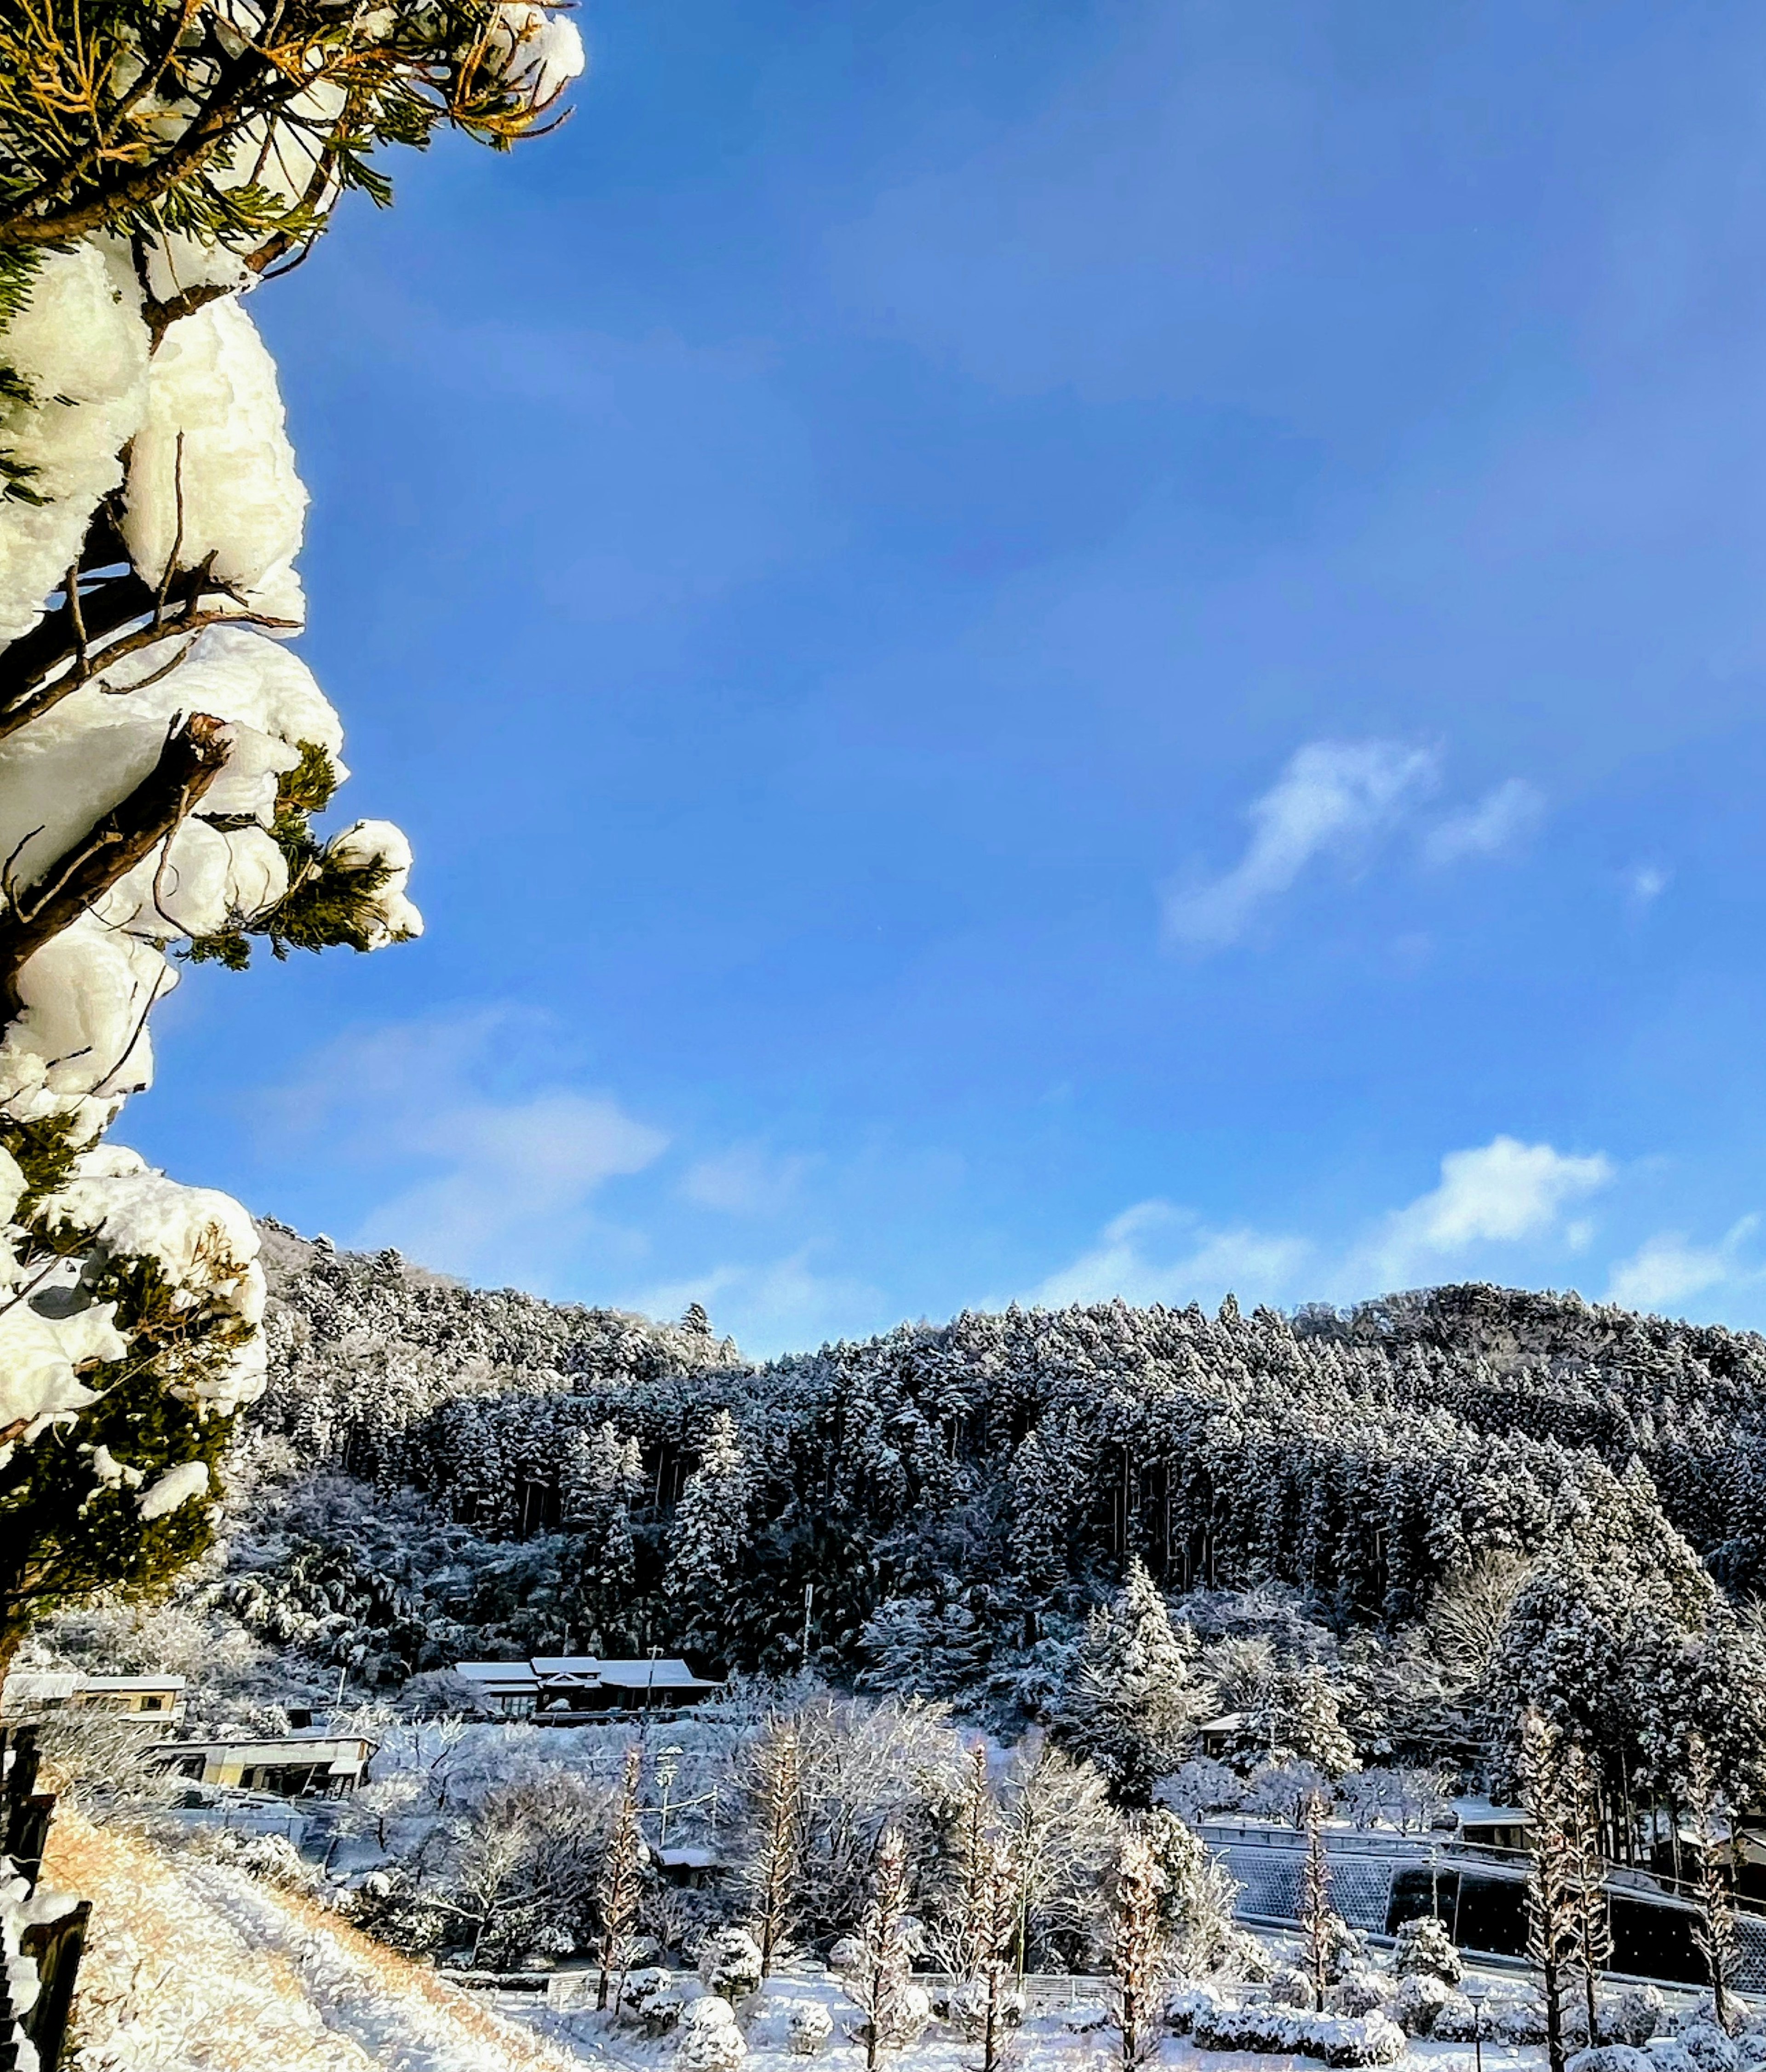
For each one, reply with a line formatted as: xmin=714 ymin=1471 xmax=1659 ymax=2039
xmin=499 ymin=1965 xmax=1548 ymax=2072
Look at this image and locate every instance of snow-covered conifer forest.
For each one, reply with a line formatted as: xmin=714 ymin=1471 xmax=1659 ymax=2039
xmin=20 ymin=1232 xmax=1766 ymax=2069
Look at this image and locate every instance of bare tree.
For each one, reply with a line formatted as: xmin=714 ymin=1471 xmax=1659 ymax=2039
xmin=596 ymin=1746 xmax=644 ymax=2014
xmin=1107 ymin=1831 xmax=1170 ymax=2068
xmin=1562 ymin=1740 xmax=1612 ymax=2044
xmin=1685 ymin=1735 xmax=1741 ymax=2036
xmin=740 ymin=1718 xmax=803 ymax=1978
xmin=995 ymin=1734 xmax=1119 ymax=1973
xmin=939 ymin=1745 xmax=1021 ymax=2072
xmin=1519 ymin=1709 xmax=1576 ymax=2072
xmin=1299 ymin=1791 xmax=1335 ymax=2012
xmin=845 ymin=1826 xmax=919 ymax=2072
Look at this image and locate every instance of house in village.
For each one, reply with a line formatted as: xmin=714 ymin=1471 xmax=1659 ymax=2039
xmin=149 ymin=1731 xmax=376 ymax=1798
xmin=2 ymin=1672 xmax=186 ymax=1727
xmin=455 ymin=1655 xmax=722 ymax=1721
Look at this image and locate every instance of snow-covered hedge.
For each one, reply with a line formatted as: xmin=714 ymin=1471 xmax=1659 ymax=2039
xmin=1191 ymin=2000 xmax=1408 ymax=2065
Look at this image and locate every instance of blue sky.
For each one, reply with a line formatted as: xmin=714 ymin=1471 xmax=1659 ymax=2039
xmin=131 ymin=0 xmax=1766 ymax=1354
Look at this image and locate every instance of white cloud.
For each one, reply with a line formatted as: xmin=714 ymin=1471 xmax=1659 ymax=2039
xmin=1605 ymin=1216 xmax=1761 ymax=1313
xmin=1032 ymin=1136 xmax=1616 ymax=1312
xmin=681 ymin=1142 xmax=811 ymax=1216
xmin=272 ymin=1009 xmax=668 ymax=1285
xmin=1422 ymin=778 xmax=1545 ymax=866
xmin=1163 ymin=739 xmax=1439 ymax=948
xmin=1355 ymin=1136 xmax=1613 ymax=1289
xmin=1031 ymin=1201 xmax=1314 ymax=1309
xmin=627 ymin=1248 xmax=884 ymax=1359
xmin=1628 ymin=864 xmax=1670 ymax=906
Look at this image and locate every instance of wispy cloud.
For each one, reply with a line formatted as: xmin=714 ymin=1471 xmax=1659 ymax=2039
xmin=1163 ymin=739 xmax=1440 ymax=949
xmin=1421 ymin=778 xmax=1545 ymax=866
xmin=680 ymin=1142 xmax=812 ymax=1217
xmin=1627 ymin=864 xmax=1670 ymax=907
xmin=1605 ymin=1215 xmax=1761 ymax=1313
xmin=270 ymin=1008 xmax=667 ymax=1286
xmin=1031 ymin=1135 xmax=1617 ymax=1312
xmin=1031 ymin=1202 xmax=1313 ymax=1310
xmin=627 ymin=1248 xmax=884 ymax=1358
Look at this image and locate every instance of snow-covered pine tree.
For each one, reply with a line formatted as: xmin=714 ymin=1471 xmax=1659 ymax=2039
xmin=0 ymin=0 xmax=582 ymax=1671
xmin=562 ymin=1420 xmax=642 ymax=1647
xmin=1137 ymin=1806 xmax=1241 ymax=1980
xmin=1052 ymin=1556 xmax=1204 ymax=1804
xmin=1106 ymin=1830 xmax=1170 ymax=2068
xmin=664 ymin=1409 xmax=749 ymax=1654
xmin=1519 ymin=1710 xmax=1576 ymax=2072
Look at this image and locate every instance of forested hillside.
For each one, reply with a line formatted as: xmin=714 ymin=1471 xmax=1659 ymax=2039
xmin=250 ymin=1227 xmax=1766 ymax=1780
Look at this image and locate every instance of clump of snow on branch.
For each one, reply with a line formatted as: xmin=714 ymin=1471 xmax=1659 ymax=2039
xmin=0 ymin=242 xmax=149 ymax=644
xmin=120 ymin=295 xmax=308 ymax=626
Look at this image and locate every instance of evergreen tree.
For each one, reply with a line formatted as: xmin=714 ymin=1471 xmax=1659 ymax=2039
xmin=1138 ymin=1807 xmax=1241 ymax=1980
xmin=663 ymin=1409 xmax=749 ymax=1651
xmin=1519 ymin=1710 xmax=1576 ymax=2072
xmin=1685 ymin=1736 xmax=1741 ymax=2036
xmin=1052 ymin=1557 xmax=1205 ymax=1804
xmin=1107 ymin=1831 xmax=1170 ymax=2068
xmin=1562 ymin=1740 xmax=1612 ymax=2044
xmin=739 ymin=1719 xmax=803 ymax=1979
xmin=596 ymin=1747 xmax=644 ymax=2014
xmin=562 ymin=1421 xmax=642 ymax=1647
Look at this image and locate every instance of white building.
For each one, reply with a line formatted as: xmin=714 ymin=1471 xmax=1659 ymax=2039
xmin=150 ymin=1732 xmax=375 ymax=1798
xmin=455 ymin=1655 xmax=721 ymax=1720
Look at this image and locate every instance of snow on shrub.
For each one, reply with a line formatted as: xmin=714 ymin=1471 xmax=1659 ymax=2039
xmin=1646 ymin=2043 xmax=1698 ymax=2072
xmin=1675 ymin=2022 xmax=1743 ymax=2072
xmin=787 ymin=2002 xmax=833 ymax=2057
xmin=1430 ymin=1992 xmax=1479 ymax=2042
xmin=621 ymin=1968 xmax=686 ymax=2035
xmin=1272 ymin=1966 xmax=1319 ymax=2009
xmin=1393 ymin=1913 xmax=1462 ymax=1984
xmin=826 ymin=1936 xmax=864 ymax=1972
xmin=676 ymin=1994 xmax=747 ymax=2071
xmin=1192 ymin=2001 xmax=1408 ymax=2065
xmin=697 ymin=1926 xmax=763 ymax=2003
xmin=1493 ymin=1992 xmax=1550 ymax=2045
xmin=1165 ymin=1984 xmax=1226 ymax=2034
xmin=742 ymin=1995 xmax=835 ymax=2055
xmin=1331 ymin=1973 xmax=1392 ymax=2020
xmin=1391 ymin=1971 xmax=1455 ymax=2035
xmin=1570 ymin=2048 xmax=1656 ymax=2072
xmin=947 ymin=1977 xmax=1024 ymax=2037
xmin=1604 ymin=1988 xmax=1665 ymax=2047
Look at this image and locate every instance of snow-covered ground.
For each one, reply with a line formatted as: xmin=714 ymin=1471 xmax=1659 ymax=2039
xmin=496 ymin=1965 xmax=1555 ymax=2072
xmin=43 ymin=1810 xmax=584 ymax=2072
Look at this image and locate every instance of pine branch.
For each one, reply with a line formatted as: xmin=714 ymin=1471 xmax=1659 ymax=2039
xmin=0 ymin=711 xmax=231 ymax=1013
